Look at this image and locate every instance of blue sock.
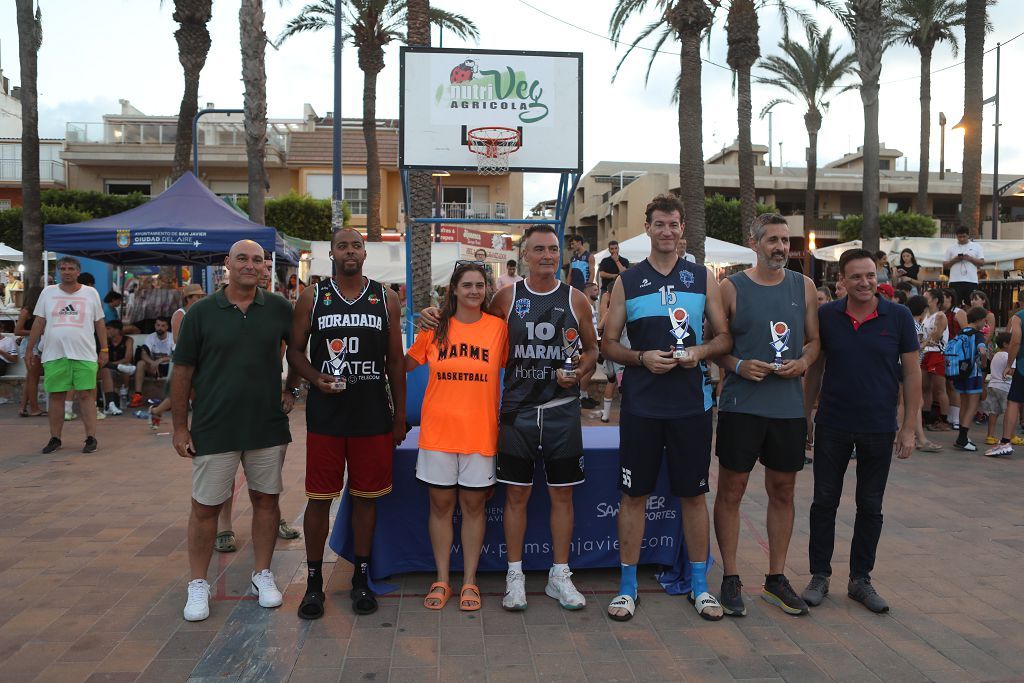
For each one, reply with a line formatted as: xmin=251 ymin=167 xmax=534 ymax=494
xmin=690 ymin=561 xmax=708 ymax=596
xmin=619 ymin=563 xmax=638 ymax=599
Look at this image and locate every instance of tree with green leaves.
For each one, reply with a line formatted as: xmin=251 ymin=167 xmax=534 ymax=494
xmin=815 ymin=0 xmax=892 ymax=253
xmin=16 ymin=0 xmax=42 ymax=291
xmin=891 ymin=0 xmax=968 ymax=215
xmin=758 ymin=26 xmax=857 ymax=228
xmin=168 ymin=0 xmax=214 ymax=182
xmin=278 ymin=0 xmax=478 ymax=241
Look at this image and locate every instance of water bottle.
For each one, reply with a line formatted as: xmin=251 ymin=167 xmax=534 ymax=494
xmin=119 ymin=386 xmax=128 ymax=406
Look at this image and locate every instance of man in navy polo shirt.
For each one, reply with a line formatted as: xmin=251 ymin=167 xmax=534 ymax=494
xmin=801 ymin=248 xmax=920 ymax=614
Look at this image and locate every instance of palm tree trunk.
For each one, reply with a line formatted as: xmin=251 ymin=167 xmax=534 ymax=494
xmin=916 ymin=44 xmax=933 ymax=215
xmin=853 ymin=0 xmax=884 ymax=253
xmin=406 ymin=0 xmax=433 ymax=311
xmin=360 ymin=54 xmax=383 ymax=242
xmin=240 ymin=0 xmax=268 ymax=225
xmin=736 ymin=65 xmax=756 ymax=236
xmin=171 ymin=0 xmax=213 ymax=182
xmin=804 ymin=109 xmax=821 ymax=227
xmin=679 ymin=32 xmax=707 ymax=263
xmin=16 ymin=0 xmax=42 ymax=291
xmin=961 ymin=0 xmax=985 ymax=235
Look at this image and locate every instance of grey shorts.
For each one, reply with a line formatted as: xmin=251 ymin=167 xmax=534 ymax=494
xmin=191 ymin=444 xmax=287 ymax=506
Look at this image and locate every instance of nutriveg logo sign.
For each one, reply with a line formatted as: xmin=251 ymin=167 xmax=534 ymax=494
xmin=437 ymin=57 xmax=552 ymax=124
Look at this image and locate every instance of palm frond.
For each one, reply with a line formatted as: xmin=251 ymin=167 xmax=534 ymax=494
xmin=609 ymin=0 xmax=655 ymax=44
xmin=427 ymin=7 xmax=480 ymax=43
xmin=277 ymin=0 xmax=335 ymax=44
xmin=758 ymin=98 xmax=791 ymax=119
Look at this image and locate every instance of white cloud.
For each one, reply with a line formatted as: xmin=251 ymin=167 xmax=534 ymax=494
xmin=0 ymin=0 xmax=1021 ymax=213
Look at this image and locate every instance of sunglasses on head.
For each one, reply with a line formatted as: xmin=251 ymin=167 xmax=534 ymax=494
xmin=454 ymin=260 xmax=486 ymax=271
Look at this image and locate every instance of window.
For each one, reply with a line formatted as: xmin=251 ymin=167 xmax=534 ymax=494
xmin=105 ymin=181 xmax=151 ymax=196
xmin=879 ymin=160 xmax=891 ymax=170
xmin=344 ymin=187 xmax=368 ymax=215
xmin=0 ymin=199 xmax=11 ymax=211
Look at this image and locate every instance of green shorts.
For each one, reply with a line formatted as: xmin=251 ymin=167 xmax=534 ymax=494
xmin=43 ymin=359 xmax=98 ymax=393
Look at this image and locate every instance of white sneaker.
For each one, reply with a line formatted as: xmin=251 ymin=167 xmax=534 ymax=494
xmin=985 ymin=442 xmax=1013 ymax=457
xmin=117 ymin=363 xmax=136 ymax=374
xmin=502 ymin=569 xmax=527 ymax=611
xmin=250 ymin=569 xmax=283 ymax=608
xmin=63 ymin=411 xmax=77 ymax=421
xmin=105 ymin=402 xmax=123 ymax=416
xmin=545 ymin=566 xmax=586 ymax=610
xmin=95 ymin=408 xmax=106 ymax=420
xmin=183 ymin=579 xmax=210 ymax=621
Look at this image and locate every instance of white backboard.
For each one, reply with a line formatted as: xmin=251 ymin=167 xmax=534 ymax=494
xmin=400 ymin=47 xmax=582 ymax=173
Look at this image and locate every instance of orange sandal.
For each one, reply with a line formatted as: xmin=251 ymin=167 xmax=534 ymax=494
xmin=460 ymin=584 xmax=481 ymax=611
xmin=424 ymin=581 xmax=451 ymax=610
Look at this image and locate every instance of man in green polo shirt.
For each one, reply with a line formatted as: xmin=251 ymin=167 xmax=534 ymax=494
xmin=172 ymin=240 xmax=301 ymax=622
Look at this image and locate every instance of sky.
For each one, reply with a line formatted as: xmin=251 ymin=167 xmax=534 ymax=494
xmin=1 ymin=0 xmax=1022 ymax=215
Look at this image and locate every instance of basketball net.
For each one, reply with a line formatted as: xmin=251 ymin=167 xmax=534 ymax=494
xmin=468 ymin=127 xmax=521 ymax=176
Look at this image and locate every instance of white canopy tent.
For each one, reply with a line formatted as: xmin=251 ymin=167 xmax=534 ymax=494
xmin=593 ymin=234 xmax=757 ymax=266
xmin=310 ymin=241 xmax=465 ymax=287
xmin=812 ymin=237 xmax=1024 ymax=270
xmin=0 ymin=243 xmax=23 ymax=261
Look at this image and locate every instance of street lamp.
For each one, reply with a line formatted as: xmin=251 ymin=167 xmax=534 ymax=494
xmin=939 ymin=112 xmax=946 ymax=180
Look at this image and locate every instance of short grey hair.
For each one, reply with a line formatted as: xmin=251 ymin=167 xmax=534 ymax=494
xmin=57 ymin=255 xmax=82 ymax=270
xmin=749 ymin=213 xmax=788 ymax=243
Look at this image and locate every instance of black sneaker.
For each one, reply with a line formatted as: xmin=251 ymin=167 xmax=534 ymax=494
xmin=580 ymin=397 xmax=599 ymax=409
xmin=83 ymin=436 xmax=98 ymax=454
xmin=801 ymin=573 xmax=830 ymax=606
xmin=762 ymin=574 xmax=809 ymax=616
xmin=848 ymin=577 xmax=889 ymax=613
xmin=719 ymin=575 xmax=746 ymax=616
xmin=41 ymin=437 xmax=61 ymax=454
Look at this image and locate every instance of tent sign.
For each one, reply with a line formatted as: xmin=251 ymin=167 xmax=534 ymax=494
xmin=115 ymin=229 xmax=208 ymax=249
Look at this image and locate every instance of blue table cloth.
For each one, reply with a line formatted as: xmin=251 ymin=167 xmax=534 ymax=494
xmin=329 ymin=426 xmax=705 ymax=593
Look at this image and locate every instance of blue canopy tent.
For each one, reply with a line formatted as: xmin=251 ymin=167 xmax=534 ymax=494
xmin=44 ymin=172 xmax=278 ymax=265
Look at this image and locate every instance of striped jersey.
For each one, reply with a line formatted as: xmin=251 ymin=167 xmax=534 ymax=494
xmin=619 ymin=258 xmax=712 ymax=418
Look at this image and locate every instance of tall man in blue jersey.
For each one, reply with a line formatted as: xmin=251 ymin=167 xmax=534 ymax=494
xmin=602 ymin=194 xmax=732 ymax=622
xmin=567 ymin=234 xmax=595 ymax=291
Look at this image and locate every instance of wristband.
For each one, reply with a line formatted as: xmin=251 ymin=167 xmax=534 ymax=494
xmin=734 ymin=359 xmax=743 ymax=375
xmin=99 ymin=348 xmax=109 ymax=352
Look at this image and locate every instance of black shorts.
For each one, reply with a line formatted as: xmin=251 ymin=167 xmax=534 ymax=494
xmin=497 ymin=399 xmax=584 ymax=487
xmin=715 ymin=412 xmax=807 ymax=474
xmin=618 ymin=409 xmax=712 ymax=498
xmin=1008 ymin=372 xmax=1024 ymax=403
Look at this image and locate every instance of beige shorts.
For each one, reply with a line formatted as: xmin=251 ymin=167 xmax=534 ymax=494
xmin=191 ymin=444 xmax=287 ymax=506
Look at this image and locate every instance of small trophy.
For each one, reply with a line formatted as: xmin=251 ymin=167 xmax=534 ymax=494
xmin=768 ymin=321 xmax=790 ymax=371
xmin=558 ymin=328 xmax=580 ymax=379
xmin=668 ymin=307 xmax=691 ymax=359
xmin=326 ymin=338 xmax=348 ymax=391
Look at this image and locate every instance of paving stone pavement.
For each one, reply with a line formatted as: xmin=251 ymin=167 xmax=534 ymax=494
xmin=1 ymin=401 xmax=1023 ymax=682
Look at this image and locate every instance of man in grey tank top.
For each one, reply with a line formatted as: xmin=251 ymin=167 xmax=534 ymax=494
xmin=712 ymin=214 xmax=820 ymax=617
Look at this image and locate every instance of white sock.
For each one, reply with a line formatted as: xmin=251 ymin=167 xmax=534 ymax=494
xmin=602 ymin=398 xmax=612 ymax=420
xmin=508 ymin=561 xmax=522 ymax=574
xmin=65 ymin=400 xmax=74 ymax=414
xmin=949 ymin=406 xmax=960 ymax=425
xmin=551 ymin=563 xmax=569 ymax=576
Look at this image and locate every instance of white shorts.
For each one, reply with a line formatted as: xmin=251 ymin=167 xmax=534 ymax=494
xmin=416 ymin=449 xmax=496 ymax=489
xmin=191 ymin=444 xmax=286 ymax=506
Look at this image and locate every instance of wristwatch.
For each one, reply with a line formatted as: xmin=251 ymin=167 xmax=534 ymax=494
xmin=287 ymin=387 xmax=301 ymax=398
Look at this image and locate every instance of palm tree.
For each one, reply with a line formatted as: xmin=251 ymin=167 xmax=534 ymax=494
xmin=406 ymin=0 xmax=434 ymax=312
xmin=726 ymin=0 xmax=760 ymax=235
xmin=757 ymin=27 xmax=857 ymax=227
xmin=168 ymin=0 xmax=214 ymax=182
xmin=279 ymin=0 xmax=478 ymax=241
xmin=610 ymin=1 xmax=715 ymax=262
xmin=240 ymin=0 xmax=268 ymax=225
xmin=960 ymin=0 xmax=986 ymax=234
xmin=891 ymin=0 xmax=965 ymax=215
xmin=815 ymin=0 xmax=891 ymax=253
xmin=15 ymin=0 xmax=42 ymax=291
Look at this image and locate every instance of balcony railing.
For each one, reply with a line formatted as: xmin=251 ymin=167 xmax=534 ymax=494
xmin=65 ymin=121 xmax=286 ymax=152
xmin=0 ymin=158 xmax=65 ymax=184
xmin=432 ymin=202 xmax=509 ymax=220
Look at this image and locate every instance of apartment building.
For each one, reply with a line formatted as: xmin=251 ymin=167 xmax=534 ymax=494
xmin=0 ymin=68 xmax=66 ymax=210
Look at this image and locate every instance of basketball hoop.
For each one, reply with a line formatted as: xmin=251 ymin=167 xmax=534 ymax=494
xmin=467 ymin=126 xmax=521 ymax=175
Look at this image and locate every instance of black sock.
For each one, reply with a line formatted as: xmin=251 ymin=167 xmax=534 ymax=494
xmin=353 ymin=554 xmax=370 ymax=589
xmin=1001 ymin=437 xmax=1010 ymax=444
xmin=958 ymin=427 xmax=968 ymax=442
xmin=105 ymin=392 xmax=117 ymax=407
xmin=306 ymin=560 xmax=323 ymax=593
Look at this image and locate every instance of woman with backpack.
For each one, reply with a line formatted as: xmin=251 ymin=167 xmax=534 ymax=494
xmin=949 ymin=307 xmax=990 ymax=451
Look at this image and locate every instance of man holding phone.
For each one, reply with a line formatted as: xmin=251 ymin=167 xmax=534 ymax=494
xmin=943 ymin=226 xmax=985 ymax=307
xmin=172 ymin=240 xmax=299 ymax=622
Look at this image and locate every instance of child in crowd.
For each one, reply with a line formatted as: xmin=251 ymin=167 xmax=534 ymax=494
xmin=0 ymin=331 xmax=18 ymax=375
xmin=907 ymin=295 xmax=942 ymax=452
xmin=983 ymin=332 xmax=1022 ymax=446
xmin=951 ymin=307 xmax=990 ymax=451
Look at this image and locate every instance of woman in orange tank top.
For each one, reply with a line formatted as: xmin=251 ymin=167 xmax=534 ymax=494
xmin=406 ymin=262 xmax=507 ymax=612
